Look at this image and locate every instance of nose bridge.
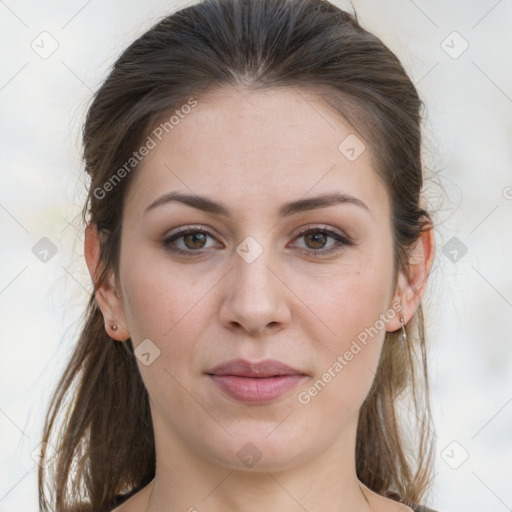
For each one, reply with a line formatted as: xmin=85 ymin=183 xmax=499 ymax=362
xmin=235 ymin=237 xmax=273 ymax=292
xmin=219 ymin=234 xmax=289 ymax=333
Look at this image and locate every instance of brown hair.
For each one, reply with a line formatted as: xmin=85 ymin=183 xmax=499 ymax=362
xmin=38 ymin=0 xmax=436 ymax=510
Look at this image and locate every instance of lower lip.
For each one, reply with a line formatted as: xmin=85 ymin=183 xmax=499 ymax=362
xmin=208 ymin=374 xmax=306 ymax=403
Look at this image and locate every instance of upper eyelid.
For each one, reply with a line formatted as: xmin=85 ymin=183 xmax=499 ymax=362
xmin=164 ymin=225 xmax=351 ymax=248
xmin=295 ymin=224 xmax=346 ymax=237
xmin=165 ymin=224 xmax=347 ymax=241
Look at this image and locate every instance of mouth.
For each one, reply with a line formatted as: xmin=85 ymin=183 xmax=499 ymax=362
xmin=206 ymin=358 xmax=307 ymax=403
xmin=207 ymin=358 xmax=305 ymax=377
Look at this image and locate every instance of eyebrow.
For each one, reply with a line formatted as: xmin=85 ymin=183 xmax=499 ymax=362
xmin=144 ymin=190 xmax=370 ymax=217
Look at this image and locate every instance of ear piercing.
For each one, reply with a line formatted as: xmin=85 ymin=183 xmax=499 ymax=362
xmin=109 ymin=322 xmax=128 ymax=342
xmin=399 ymin=317 xmax=407 ymax=342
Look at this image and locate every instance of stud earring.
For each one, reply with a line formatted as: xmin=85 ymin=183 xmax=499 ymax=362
xmin=108 ymin=322 xmax=129 ymax=342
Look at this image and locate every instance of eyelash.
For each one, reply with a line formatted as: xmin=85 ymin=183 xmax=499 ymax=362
xmin=162 ymin=225 xmax=354 ymax=257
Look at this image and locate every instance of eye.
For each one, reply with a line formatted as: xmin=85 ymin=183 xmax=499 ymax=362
xmin=162 ymin=226 xmax=219 ymax=255
xmin=162 ymin=225 xmax=354 ymax=257
xmin=292 ymin=225 xmax=354 ymax=256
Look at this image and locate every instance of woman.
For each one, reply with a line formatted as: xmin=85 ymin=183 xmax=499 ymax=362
xmin=38 ymin=0 xmax=439 ymax=511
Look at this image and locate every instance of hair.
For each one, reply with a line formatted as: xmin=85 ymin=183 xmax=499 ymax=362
xmin=38 ymin=0 xmax=437 ymax=511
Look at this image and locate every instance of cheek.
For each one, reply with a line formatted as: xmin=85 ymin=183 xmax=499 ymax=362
xmin=119 ymin=247 xmax=208 ymax=342
xmin=119 ymin=248 xmax=222 ymax=388
xmin=119 ymin=254 xmax=211 ymax=406
xmin=295 ymin=260 xmax=393 ymax=410
xmin=295 ymin=255 xmax=393 ymax=344
xmin=299 ymin=295 xmax=386 ymax=419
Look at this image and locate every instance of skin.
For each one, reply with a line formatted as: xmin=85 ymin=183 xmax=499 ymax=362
xmin=85 ymin=86 xmax=435 ymax=512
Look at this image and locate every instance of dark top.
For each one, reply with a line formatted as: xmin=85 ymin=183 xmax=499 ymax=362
xmin=413 ymin=505 xmax=438 ymax=512
xmin=107 ymin=493 xmax=439 ymax=512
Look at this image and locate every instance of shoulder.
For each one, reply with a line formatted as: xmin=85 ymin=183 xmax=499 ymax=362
xmin=104 ymin=492 xmax=137 ymax=512
xmin=108 ymin=498 xmax=134 ymax=512
xmin=412 ymin=505 xmax=439 ymax=512
xmin=108 ymin=496 xmax=135 ymax=512
xmin=107 ymin=499 xmax=127 ymax=512
xmin=108 ymin=484 xmax=153 ymax=512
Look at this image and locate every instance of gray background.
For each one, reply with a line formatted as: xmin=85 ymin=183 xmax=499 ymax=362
xmin=1 ymin=1 xmax=511 ymax=511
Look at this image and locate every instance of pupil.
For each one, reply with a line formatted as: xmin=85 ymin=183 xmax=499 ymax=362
xmin=183 ymin=232 xmax=328 ymax=251
xmin=307 ymin=233 xmax=326 ymax=249
xmin=186 ymin=233 xmax=206 ymax=249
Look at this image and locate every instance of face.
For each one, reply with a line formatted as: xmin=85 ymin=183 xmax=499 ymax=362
xmin=104 ymin=87 xmax=404 ymax=472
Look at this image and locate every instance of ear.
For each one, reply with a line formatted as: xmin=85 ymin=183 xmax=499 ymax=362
xmin=84 ymin=222 xmax=130 ymax=341
xmin=386 ymin=220 xmax=436 ymax=332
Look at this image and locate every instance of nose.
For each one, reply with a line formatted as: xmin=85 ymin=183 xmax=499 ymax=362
xmin=218 ymin=242 xmax=291 ymax=336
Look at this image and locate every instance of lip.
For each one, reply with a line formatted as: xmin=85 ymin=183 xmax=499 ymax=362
xmin=208 ymin=374 xmax=306 ymax=403
xmin=206 ymin=358 xmax=307 ymax=404
xmin=207 ymin=358 xmax=305 ymax=378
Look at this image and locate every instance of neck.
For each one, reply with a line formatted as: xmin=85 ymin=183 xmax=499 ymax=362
xmin=144 ymin=417 xmax=373 ymax=512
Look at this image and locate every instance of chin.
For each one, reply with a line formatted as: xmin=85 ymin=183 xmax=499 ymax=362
xmin=200 ymin=430 xmax=317 ymax=473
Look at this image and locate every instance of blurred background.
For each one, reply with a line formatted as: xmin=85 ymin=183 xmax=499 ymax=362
xmin=1 ymin=1 xmax=511 ymax=511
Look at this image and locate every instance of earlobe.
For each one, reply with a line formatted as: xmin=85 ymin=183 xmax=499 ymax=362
xmin=84 ymin=222 xmax=130 ymax=342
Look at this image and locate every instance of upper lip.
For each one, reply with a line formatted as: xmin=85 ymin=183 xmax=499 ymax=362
xmin=207 ymin=358 xmax=306 ymax=378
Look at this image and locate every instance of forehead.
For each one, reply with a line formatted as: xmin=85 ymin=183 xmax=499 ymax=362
xmin=124 ymin=86 xmax=389 ymax=221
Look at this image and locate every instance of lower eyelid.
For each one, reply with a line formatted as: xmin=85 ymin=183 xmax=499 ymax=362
xmin=163 ymin=227 xmax=353 ymax=255
xmin=292 ymin=231 xmax=351 ymax=253
xmin=163 ymin=229 xmax=217 ymax=251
